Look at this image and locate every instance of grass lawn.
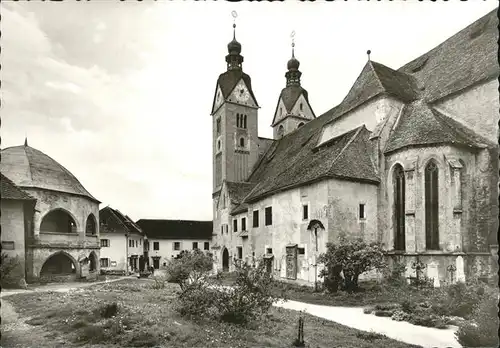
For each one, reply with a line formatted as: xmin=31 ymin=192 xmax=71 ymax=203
xmin=2 ymin=278 xmax=421 ymax=348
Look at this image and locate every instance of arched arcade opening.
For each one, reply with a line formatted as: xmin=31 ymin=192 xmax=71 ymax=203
xmin=40 ymin=252 xmax=77 ymax=282
xmin=40 ymin=209 xmax=77 ymax=233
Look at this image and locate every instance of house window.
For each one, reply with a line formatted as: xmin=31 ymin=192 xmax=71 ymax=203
xmin=100 ymin=258 xmax=110 ymax=268
xmin=237 ymin=246 xmax=243 ymax=259
xmin=204 ymin=242 xmax=210 ymax=250
xmin=1 ymin=241 xmax=14 ymax=250
xmin=298 ymin=247 xmax=305 ymax=255
xmin=100 ymin=239 xmax=110 ymax=247
xmin=359 ymin=204 xmax=366 ymax=219
xmin=266 ymin=248 xmax=273 ymax=254
xmin=425 ymin=160 xmax=439 ymax=250
xmin=216 ymin=118 xmax=221 ymax=134
xmin=233 ymin=219 xmax=238 ymax=232
xmin=265 ymin=207 xmax=272 ymax=226
xmin=240 ymin=137 xmax=245 ymax=147
xmin=302 ymin=204 xmax=309 ymax=220
xmin=153 ymin=241 xmax=160 ymax=251
xmin=193 ymin=242 xmax=198 ymax=250
xmin=174 ymin=242 xmax=180 ymax=251
xmin=242 ymin=217 xmax=246 ymax=231
xmin=253 ymin=210 xmax=259 ymax=228
xmin=394 ymin=164 xmax=406 ymax=251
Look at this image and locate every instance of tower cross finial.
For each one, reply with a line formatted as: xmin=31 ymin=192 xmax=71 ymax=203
xmin=232 ymin=11 xmax=238 ymax=39
xmin=367 ymin=49 xmax=371 ymax=61
xmin=291 ymin=30 xmax=296 ymax=58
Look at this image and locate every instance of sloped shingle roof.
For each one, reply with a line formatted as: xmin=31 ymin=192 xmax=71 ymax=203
xmin=0 ymin=173 xmax=35 ymax=201
xmin=1 ymin=145 xmax=99 ymax=203
xmin=384 ymin=100 xmax=495 ymax=153
xmin=212 ymin=69 xmax=259 ymax=113
xmin=100 ymin=206 xmax=143 ymax=235
xmin=245 ymin=126 xmax=378 ymax=202
xmin=136 ymin=219 xmax=213 ymax=240
xmin=226 ymin=181 xmax=255 ymax=204
xmin=398 ymin=9 xmax=498 ymax=102
xmin=270 ymin=85 xmax=316 ymax=126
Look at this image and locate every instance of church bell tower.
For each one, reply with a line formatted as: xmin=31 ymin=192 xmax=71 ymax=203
xmin=271 ymin=32 xmax=315 ymax=139
xmin=211 ymin=14 xmax=259 ymax=195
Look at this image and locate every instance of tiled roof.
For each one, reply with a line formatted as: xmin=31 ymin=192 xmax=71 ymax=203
xmin=100 ymin=206 xmax=143 ymax=235
xmin=398 ymin=9 xmax=498 ymax=102
xmin=0 ymin=173 xmax=35 ymax=201
xmin=230 ymin=10 xmax=495 ymax=206
xmin=226 ymin=181 xmax=255 ymax=204
xmin=1 ymin=145 xmax=99 ymax=203
xmin=245 ymin=126 xmax=379 ymax=202
xmin=231 ymin=203 xmax=249 ymax=215
xmin=212 ymin=69 xmax=259 ymax=112
xmin=270 ymin=85 xmax=316 ymax=126
xmin=384 ymin=101 xmax=494 ymax=154
xmin=321 ymin=61 xmax=419 ymax=126
xmin=136 ymin=219 xmax=213 ymax=240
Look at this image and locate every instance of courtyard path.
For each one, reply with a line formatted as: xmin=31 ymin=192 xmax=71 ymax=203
xmin=0 ymin=275 xmax=134 ymax=298
xmin=274 ymin=299 xmax=461 ymax=348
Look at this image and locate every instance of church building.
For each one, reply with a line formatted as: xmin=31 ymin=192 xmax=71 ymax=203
xmin=211 ymin=10 xmax=499 ymax=286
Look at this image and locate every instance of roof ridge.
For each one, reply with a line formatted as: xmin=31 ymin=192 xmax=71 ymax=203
xmin=107 ymin=206 xmax=130 ymax=231
xmin=368 ymin=61 xmax=386 ymax=91
xmin=328 ymin=126 xmax=364 ymax=172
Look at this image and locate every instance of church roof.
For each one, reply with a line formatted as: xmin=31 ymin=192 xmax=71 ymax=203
xmin=100 ymin=206 xmax=143 ymax=235
xmin=0 ymin=173 xmax=35 ymax=201
xmin=1 ymin=145 xmax=99 ymax=203
xmin=398 ymin=9 xmax=498 ymax=102
xmin=213 ymin=69 xmax=259 ymax=110
xmin=384 ymin=100 xmax=494 ymax=154
xmin=271 ymin=85 xmax=316 ymax=126
xmin=245 ymin=125 xmax=378 ymax=202
xmin=226 ymin=181 xmax=255 ymax=204
xmin=136 ymin=219 xmax=213 ymax=240
xmin=235 ymin=10 xmax=495 ymax=206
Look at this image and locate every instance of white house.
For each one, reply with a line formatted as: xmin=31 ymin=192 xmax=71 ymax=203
xmin=99 ymin=206 xmax=146 ymax=274
xmin=136 ymin=219 xmax=212 ymax=269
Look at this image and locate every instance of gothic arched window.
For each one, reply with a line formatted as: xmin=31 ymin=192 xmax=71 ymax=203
xmin=425 ymin=160 xmax=439 ymax=250
xmin=243 ymin=115 xmax=247 ymax=129
xmin=278 ymin=125 xmax=284 ymax=138
xmin=236 ymin=114 xmax=240 ymax=128
xmin=393 ymin=164 xmax=405 ymax=251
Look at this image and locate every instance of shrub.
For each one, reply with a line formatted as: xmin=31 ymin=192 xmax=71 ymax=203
xmin=408 ymin=313 xmax=447 ymax=329
xmin=386 ymin=261 xmax=407 ymax=285
xmin=456 ymin=289 xmax=499 ymax=347
xmin=165 ymin=249 xmax=213 ymax=291
xmin=214 ymin=260 xmax=287 ymax=324
xmin=431 ymin=282 xmax=483 ymax=318
xmin=391 ymin=310 xmax=411 ymax=322
xmin=1 ymin=253 xmax=24 ymax=288
xmin=374 ymin=310 xmax=394 ymax=317
xmin=175 ymin=280 xmax=219 ymax=319
xmin=356 ymin=331 xmax=386 ymax=341
xmin=318 ymin=237 xmax=387 ymax=293
xmin=98 ymin=302 xmax=118 ymax=318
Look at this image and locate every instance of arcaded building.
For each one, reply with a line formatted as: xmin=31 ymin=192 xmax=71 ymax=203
xmin=1 ymin=141 xmax=101 ymax=282
xmin=211 ymin=10 xmax=499 ymax=286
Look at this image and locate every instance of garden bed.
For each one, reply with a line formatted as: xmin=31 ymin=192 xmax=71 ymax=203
xmin=2 ymin=278 xmax=421 ymax=348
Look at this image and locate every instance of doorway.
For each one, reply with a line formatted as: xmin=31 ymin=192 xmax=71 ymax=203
xmin=286 ymin=245 xmax=298 ymax=280
xmin=222 ymin=248 xmax=229 ymax=272
xmin=152 ymin=257 xmax=160 ymax=270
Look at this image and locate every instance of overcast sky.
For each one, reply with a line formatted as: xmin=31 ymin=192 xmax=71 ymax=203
xmin=2 ymin=1 xmax=497 ymax=221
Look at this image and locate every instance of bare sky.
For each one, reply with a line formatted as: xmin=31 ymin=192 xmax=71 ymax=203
xmin=2 ymin=1 xmax=497 ymax=221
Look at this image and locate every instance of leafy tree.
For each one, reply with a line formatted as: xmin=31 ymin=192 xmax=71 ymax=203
xmin=0 ymin=252 xmax=24 ymax=288
xmin=165 ymin=249 xmax=213 ymax=291
xmin=318 ymin=237 xmax=386 ymax=292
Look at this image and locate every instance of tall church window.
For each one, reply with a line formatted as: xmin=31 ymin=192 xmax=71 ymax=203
xmin=216 ymin=118 xmax=221 ymax=135
xmin=425 ymin=160 xmax=439 ymax=250
xmin=393 ymin=164 xmax=405 ymax=251
xmin=243 ymin=115 xmax=247 ymax=129
xmin=239 ymin=137 xmax=245 ymax=147
xmin=236 ymin=114 xmax=240 ymax=128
